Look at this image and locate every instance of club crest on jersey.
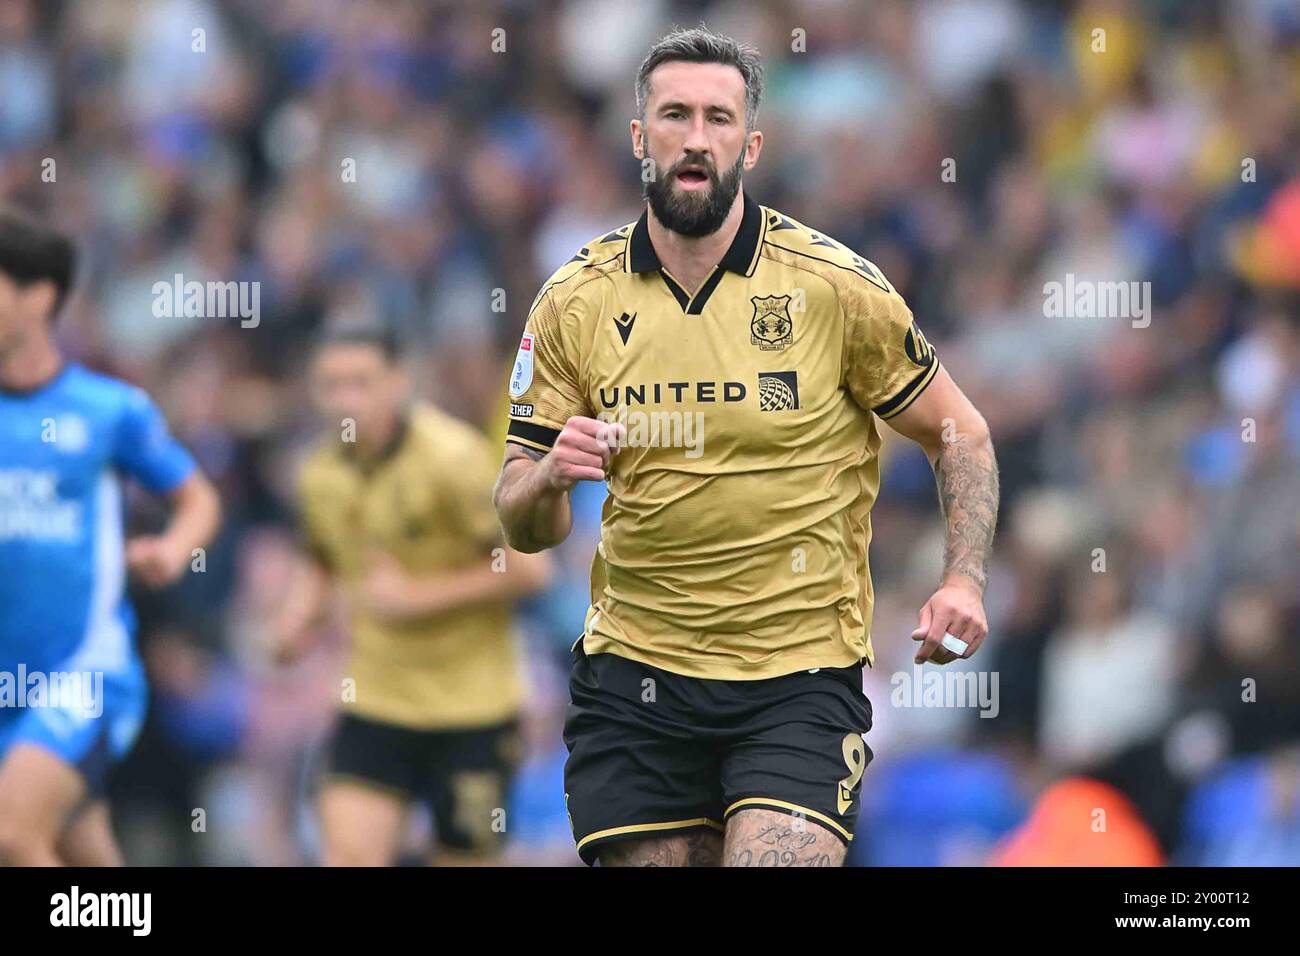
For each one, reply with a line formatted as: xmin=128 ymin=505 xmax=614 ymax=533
xmin=509 ymin=333 xmax=535 ymax=397
xmin=750 ymin=295 xmax=793 ymax=351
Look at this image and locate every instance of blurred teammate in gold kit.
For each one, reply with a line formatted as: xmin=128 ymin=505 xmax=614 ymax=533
xmin=273 ymin=323 xmax=548 ymax=865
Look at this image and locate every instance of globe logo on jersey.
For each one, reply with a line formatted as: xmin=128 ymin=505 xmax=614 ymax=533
xmin=750 ymin=295 xmax=793 ymax=351
xmin=758 ymin=371 xmax=799 ymax=411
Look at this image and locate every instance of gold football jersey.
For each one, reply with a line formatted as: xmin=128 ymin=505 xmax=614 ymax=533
xmin=300 ymin=403 xmax=522 ymax=728
xmin=505 ymin=193 xmax=939 ymax=680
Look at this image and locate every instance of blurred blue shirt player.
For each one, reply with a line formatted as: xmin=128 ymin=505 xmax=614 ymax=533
xmin=0 ymin=210 xmax=220 ymax=865
xmin=0 ymin=368 xmax=193 ymax=776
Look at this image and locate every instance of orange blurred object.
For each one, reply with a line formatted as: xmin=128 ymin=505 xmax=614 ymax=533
xmin=1234 ymin=178 xmax=1300 ymax=287
xmin=990 ymin=778 xmax=1164 ymax=866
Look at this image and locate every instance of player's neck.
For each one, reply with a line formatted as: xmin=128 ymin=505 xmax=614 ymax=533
xmin=351 ymin=410 xmax=408 ymax=466
xmin=0 ymin=330 xmax=63 ymax=394
xmin=646 ymin=189 xmax=746 ymax=295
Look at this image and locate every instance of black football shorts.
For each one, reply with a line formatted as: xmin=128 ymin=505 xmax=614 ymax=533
xmin=562 ymin=641 xmax=874 ymax=865
xmin=325 ymin=712 xmax=521 ymax=854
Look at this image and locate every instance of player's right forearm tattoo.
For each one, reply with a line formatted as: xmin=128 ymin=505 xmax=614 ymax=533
xmin=494 ymin=443 xmax=564 ymax=553
xmin=933 ymin=429 xmax=999 ymax=593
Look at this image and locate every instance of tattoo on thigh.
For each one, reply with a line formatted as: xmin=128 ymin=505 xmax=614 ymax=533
xmin=599 ymin=829 xmax=722 ymax=867
xmin=724 ymin=811 xmax=845 ymax=867
xmin=685 ymin=830 xmax=722 ymax=867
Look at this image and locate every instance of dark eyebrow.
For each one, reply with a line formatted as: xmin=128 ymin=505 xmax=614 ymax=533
xmin=657 ymin=100 xmax=737 ymax=118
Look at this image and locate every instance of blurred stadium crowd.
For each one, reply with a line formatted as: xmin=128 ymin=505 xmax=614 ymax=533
xmin=1 ymin=0 xmax=1297 ymax=865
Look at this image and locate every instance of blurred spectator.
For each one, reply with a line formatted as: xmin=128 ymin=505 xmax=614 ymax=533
xmin=1039 ymin=546 xmax=1178 ymax=770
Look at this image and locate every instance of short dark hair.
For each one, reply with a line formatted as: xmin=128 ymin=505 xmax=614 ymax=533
xmin=312 ymin=318 xmax=405 ymax=364
xmin=635 ymin=26 xmax=763 ymax=128
xmin=0 ymin=209 xmax=77 ymax=320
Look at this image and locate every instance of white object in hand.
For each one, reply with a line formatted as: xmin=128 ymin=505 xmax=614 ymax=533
xmin=940 ymin=633 xmax=969 ymax=656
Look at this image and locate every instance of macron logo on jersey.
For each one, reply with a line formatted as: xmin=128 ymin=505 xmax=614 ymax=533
xmin=0 ymin=468 xmax=82 ymax=542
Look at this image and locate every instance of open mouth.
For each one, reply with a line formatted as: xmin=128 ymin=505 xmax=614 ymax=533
xmin=675 ymin=167 xmax=711 ymax=189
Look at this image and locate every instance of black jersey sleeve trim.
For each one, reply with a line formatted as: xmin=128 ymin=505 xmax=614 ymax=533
xmin=507 ymin=419 xmax=561 ymax=450
xmin=873 ymin=359 xmax=939 ymax=420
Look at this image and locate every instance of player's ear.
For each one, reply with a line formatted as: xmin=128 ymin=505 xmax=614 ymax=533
xmin=21 ymin=279 xmax=59 ymax=325
xmin=743 ymin=129 xmax=763 ymax=171
xmin=630 ymin=119 xmax=644 ymax=159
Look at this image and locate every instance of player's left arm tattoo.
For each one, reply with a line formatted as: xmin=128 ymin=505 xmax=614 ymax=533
xmin=884 ymin=367 xmax=999 ymax=594
xmin=933 ymin=423 xmax=999 ymax=593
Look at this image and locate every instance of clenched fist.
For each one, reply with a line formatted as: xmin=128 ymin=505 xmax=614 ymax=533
xmin=541 ymin=416 xmax=626 ymax=491
xmin=126 ymin=535 xmax=192 ymax=588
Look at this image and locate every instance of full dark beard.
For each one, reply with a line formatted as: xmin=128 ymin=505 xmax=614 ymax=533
xmin=644 ymin=146 xmax=745 ymax=239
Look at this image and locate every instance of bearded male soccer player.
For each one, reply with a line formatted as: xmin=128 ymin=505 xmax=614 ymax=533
xmin=273 ymin=323 xmax=549 ymax=865
xmin=494 ymin=28 xmax=999 ymax=867
xmin=0 ymin=210 xmax=221 ymax=865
